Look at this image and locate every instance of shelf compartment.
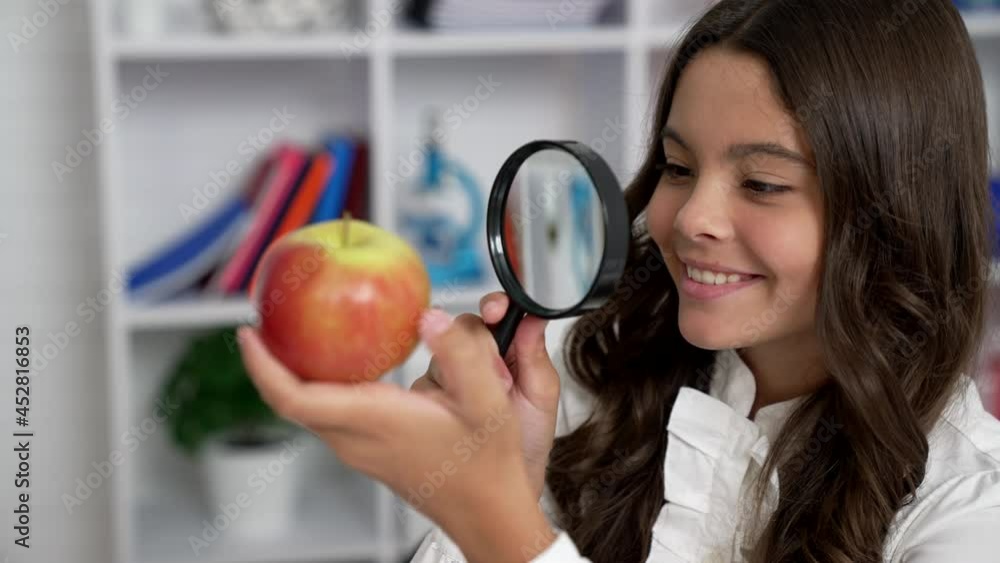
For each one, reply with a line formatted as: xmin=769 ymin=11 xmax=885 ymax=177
xmin=134 ymin=447 xmax=377 ymax=563
xmin=114 ymin=58 xmax=369 ymax=276
xmin=389 ymin=52 xmax=627 ymax=302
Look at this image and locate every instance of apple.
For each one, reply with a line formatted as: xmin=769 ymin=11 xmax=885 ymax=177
xmin=250 ymin=217 xmax=431 ymax=383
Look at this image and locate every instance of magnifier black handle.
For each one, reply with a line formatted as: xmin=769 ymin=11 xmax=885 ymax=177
xmin=491 ymin=301 xmax=526 ymax=357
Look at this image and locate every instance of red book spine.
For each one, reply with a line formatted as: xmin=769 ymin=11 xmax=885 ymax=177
xmin=344 ymin=140 xmax=369 ymax=220
xmin=212 ymin=144 xmax=308 ymax=294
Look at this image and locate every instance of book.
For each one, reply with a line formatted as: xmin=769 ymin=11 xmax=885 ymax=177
xmin=245 ymin=138 xmax=372 ymax=296
xmin=311 ymin=136 xmax=357 ymax=222
xmin=125 ymin=150 xmax=280 ymax=303
xmin=125 ymin=196 xmax=250 ymax=303
xmin=344 ymin=140 xmax=369 ymax=220
xmin=236 ymin=150 xmax=315 ymax=292
xmin=270 ymin=151 xmax=335 ymax=242
xmin=209 ymin=144 xmax=309 ymax=295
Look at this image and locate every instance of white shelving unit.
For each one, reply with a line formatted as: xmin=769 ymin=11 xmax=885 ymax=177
xmin=88 ymin=1 xmax=1000 ymax=562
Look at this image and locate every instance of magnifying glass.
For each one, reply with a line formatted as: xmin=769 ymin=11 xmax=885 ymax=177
xmin=486 ymin=140 xmax=631 ymax=356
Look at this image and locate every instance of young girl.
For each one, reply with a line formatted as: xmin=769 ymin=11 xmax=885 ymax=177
xmin=237 ymin=0 xmax=1000 ymax=561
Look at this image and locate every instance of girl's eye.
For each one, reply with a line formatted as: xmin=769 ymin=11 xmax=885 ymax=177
xmin=656 ymin=162 xmax=691 ymax=180
xmin=743 ymin=180 xmax=790 ymax=196
xmin=655 ymin=161 xmax=791 ymax=197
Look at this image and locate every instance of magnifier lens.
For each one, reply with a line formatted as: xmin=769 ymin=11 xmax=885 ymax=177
xmin=502 ymin=149 xmax=607 ymax=312
xmin=487 ymin=140 xmax=627 ymax=356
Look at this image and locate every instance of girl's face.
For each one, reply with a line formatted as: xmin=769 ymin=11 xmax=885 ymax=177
xmin=647 ymin=47 xmax=824 ymax=351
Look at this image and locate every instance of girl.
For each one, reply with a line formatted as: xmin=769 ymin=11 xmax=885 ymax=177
xmin=237 ymin=0 xmax=1000 ymax=561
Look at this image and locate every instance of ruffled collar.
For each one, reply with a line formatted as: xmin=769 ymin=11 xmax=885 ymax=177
xmin=647 ymin=349 xmax=811 ymax=562
xmin=709 ymin=348 xmax=810 ymax=444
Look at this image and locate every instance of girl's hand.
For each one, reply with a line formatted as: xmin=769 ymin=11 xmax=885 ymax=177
xmin=236 ymin=310 xmax=556 ymax=560
xmin=410 ymin=292 xmax=561 ymax=502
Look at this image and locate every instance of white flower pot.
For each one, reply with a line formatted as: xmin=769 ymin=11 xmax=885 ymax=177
xmin=198 ymin=426 xmax=305 ymax=538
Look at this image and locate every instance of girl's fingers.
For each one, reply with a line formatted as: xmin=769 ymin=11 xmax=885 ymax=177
xmin=419 ymin=309 xmax=508 ymax=416
xmin=415 ymin=306 xmax=516 ymax=397
xmin=421 ymin=359 xmax=446 ymax=388
xmin=422 ymin=329 xmax=513 ymax=394
xmin=410 ymin=373 xmax=441 ymax=393
xmin=236 ymin=326 xmax=307 ymax=416
xmin=236 ymin=326 xmax=397 ymax=431
xmin=511 ymin=314 xmax=550 ymax=365
xmin=508 ymin=315 xmax=558 ymax=402
xmin=493 ymin=355 xmax=514 ymax=392
xmin=479 ymin=291 xmax=509 ymax=323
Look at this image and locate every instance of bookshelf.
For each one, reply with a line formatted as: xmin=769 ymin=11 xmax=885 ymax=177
xmin=88 ymin=1 xmax=1000 ymax=562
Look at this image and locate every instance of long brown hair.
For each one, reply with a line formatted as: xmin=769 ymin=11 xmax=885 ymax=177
xmin=546 ymin=1 xmax=993 ymax=561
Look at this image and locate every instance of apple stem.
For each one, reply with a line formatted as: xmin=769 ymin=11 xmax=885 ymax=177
xmin=343 ymin=211 xmax=352 ymax=246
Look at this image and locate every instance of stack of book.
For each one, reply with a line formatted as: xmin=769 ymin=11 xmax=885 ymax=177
xmin=126 ymin=135 xmax=369 ymax=303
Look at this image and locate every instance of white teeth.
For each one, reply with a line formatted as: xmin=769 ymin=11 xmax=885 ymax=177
xmin=686 ymin=265 xmax=750 ymax=285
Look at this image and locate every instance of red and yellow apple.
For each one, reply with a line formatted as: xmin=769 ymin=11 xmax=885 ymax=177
xmin=250 ymin=217 xmax=431 ymax=383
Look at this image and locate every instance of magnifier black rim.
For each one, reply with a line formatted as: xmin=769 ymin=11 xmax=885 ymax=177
xmin=486 ymin=140 xmax=630 ymax=318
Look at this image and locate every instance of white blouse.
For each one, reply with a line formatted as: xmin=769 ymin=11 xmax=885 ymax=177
xmin=410 ymin=347 xmax=1000 ymax=562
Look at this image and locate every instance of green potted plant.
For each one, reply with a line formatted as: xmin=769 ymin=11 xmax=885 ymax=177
xmin=161 ymin=327 xmax=305 ymax=537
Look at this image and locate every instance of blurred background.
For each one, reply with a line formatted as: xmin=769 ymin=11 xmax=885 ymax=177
xmin=1 ymin=1 xmax=999 ymax=562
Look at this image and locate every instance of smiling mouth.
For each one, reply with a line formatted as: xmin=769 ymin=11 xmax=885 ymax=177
xmin=682 ymin=264 xmax=762 ymax=286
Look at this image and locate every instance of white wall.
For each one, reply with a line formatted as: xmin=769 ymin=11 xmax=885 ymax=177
xmin=0 ymin=1 xmax=111 ymax=563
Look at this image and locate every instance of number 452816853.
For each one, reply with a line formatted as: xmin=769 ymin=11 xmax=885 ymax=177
xmin=15 ymin=327 xmax=30 ymax=424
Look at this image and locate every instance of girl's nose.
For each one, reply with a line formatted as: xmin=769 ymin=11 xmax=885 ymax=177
xmin=672 ymin=180 xmax=735 ymax=243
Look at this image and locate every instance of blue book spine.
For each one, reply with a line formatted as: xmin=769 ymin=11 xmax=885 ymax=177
xmin=310 ymin=137 xmax=357 ymax=222
xmin=127 ymin=197 xmax=249 ymax=298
